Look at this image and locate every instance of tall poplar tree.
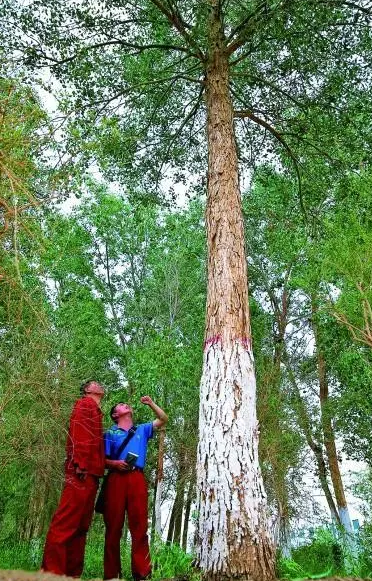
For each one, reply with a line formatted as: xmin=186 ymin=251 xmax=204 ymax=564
xmin=5 ymin=1 xmax=372 ymax=578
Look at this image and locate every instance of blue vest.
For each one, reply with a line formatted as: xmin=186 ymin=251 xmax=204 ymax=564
xmin=104 ymin=422 xmax=154 ymax=469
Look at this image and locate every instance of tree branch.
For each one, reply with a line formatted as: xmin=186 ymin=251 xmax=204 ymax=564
xmin=226 ymin=1 xmax=268 ymax=45
xmin=226 ymin=1 xmax=277 ymax=55
xmin=30 ymin=39 xmax=196 ymax=68
xmin=319 ymin=0 xmax=372 ymax=15
xmin=154 ymin=85 xmax=205 ymax=188
xmin=281 ymin=132 xmax=341 ymax=164
xmin=233 ymin=105 xmax=307 ymax=219
xmin=148 ymin=0 xmax=206 ymax=61
xmin=232 ymin=72 xmax=306 ymax=110
xmin=332 ymin=308 xmax=372 ymax=348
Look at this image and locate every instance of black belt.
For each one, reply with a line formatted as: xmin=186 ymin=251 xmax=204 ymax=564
xmin=111 ymin=466 xmax=143 ymax=473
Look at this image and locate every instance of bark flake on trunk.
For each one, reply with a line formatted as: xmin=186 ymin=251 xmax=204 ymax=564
xmin=197 ymin=342 xmax=274 ymax=581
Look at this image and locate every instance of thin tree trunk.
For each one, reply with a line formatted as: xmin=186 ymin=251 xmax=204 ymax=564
xmin=318 ymin=352 xmax=353 ymax=532
xmin=311 ymin=299 xmax=353 ymax=534
xmin=155 ymin=428 xmax=165 ymax=537
xmin=167 ymin=497 xmax=176 ymax=544
xmin=278 ymin=500 xmax=291 ymax=559
xmin=173 ymin=490 xmax=185 ymax=547
xmin=167 ymin=469 xmax=186 ymax=545
xmin=196 ymin=5 xmax=275 ymax=580
xmin=272 ymin=333 xmax=290 ymax=549
xmin=285 ymin=359 xmax=341 ymax=525
xmin=104 ymin=241 xmax=127 ymax=350
xmin=173 ymin=447 xmax=188 ymax=546
xmin=151 ymin=480 xmax=157 ymax=539
xmin=259 ymin=273 xmax=296 ymax=551
xmin=182 ymin=473 xmax=195 ymax=552
xmin=173 ymin=471 xmax=186 ymax=547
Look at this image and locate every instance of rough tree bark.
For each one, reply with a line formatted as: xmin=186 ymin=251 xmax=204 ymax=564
xmin=195 ymin=4 xmax=275 ymax=581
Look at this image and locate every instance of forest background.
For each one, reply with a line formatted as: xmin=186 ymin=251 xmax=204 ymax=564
xmin=1 ymin=1 xmax=372 ymax=580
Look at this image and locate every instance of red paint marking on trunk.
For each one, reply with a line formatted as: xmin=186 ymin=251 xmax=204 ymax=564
xmin=203 ymin=335 xmax=222 ymax=350
xmin=203 ymin=336 xmax=252 ymax=350
xmin=239 ymin=336 xmax=251 ymax=351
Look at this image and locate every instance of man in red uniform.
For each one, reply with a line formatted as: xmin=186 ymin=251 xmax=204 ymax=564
xmin=103 ymin=396 xmax=168 ymax=581
xmin=41 ymin=380 xmax=105 ymax=577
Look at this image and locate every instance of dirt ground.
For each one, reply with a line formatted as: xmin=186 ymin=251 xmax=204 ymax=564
xmin=0 ymin=572 xmax=370 ymax=581
xmin=0 ymin=573 xmax=84 ymax=581
xmin=0 ymin=573 xmax=88 ymax=581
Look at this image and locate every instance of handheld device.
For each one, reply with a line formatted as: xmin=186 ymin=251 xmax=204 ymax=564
xmin=125 ymin=452 xmax=139 ymax=466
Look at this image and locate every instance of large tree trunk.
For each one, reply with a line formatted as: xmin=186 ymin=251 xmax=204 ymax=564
xmin=311 ymin=299 xmax=353 ymax=534
xmin=195 ymin=5 xmax=275 ymax=581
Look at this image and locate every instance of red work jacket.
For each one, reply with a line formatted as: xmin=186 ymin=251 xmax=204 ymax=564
xmin=65 ymin=396 xmax=105 ymax=477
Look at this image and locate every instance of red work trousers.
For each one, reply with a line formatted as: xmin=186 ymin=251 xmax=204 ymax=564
xmin=103 ymin=470 xmax=151 ymax=580
xmin=41 ymin=473 xmax=99 ymax=577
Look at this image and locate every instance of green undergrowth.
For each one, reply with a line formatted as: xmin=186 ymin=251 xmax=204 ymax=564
xmin=1 ymin=522 xmax=372 ymax=580
xmin=277 ymin=526 xmax=372 ymax=580
xmin=82 ymin=527 xmax=197 ymax=580
xmin=0 ymin=519 xmax=197 ymax=580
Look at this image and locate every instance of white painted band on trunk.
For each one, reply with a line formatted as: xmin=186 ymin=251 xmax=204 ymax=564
xmin=196 ymin=340 xmax=270 ymax=574
xmin=339 ymin=506 xmax=354 ymax=534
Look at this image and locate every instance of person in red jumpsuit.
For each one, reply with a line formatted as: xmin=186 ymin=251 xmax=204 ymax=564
xmin=41 ymin=380 xmax=105 ymax=577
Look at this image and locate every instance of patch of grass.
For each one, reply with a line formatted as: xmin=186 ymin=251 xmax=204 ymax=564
xmin=290 ymin=528 xmax=343 ymax=577
xmin=0 ymin=522 xmax=197 ymax=581
xmin=0 ymin=537 xmax=42 ymax=571
xmin=277 ymin=557 xmax=308 ymax=580
xmin=277 ymin=525 xmax=372 ymax=580
xmin=151 ymin=537 xmax=196 ymax=581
